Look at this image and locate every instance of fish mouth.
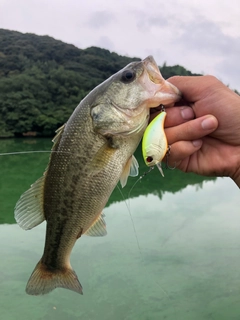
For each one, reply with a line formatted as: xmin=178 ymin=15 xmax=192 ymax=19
xmin=143 ymin=56 xmax=164 ymax=85
xmin=143 ymin=56 xmax=182 ymax=106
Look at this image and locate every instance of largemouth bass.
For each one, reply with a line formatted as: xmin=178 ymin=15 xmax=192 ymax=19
xmin=15 ymin=56 xmax=181 ymax=295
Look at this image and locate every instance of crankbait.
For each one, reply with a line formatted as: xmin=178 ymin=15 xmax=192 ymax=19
xmin=142 ymin=107 xmax=168 ymax=176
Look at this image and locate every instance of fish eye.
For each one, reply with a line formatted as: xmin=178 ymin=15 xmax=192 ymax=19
xmin=121 ymin=69 xmax=136 ymax=83
xmin=146 ymin=156 xmax=153 ymax=163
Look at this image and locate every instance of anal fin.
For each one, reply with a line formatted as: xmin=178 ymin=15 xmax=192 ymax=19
xmin=84 ymin=213 xmax=107 ymax=237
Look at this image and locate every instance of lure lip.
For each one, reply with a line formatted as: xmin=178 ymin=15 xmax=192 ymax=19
xmin=156 ymin=162 xmax=164 ymax=177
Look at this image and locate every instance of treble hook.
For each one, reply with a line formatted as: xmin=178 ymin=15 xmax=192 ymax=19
xmin=140 ymin=166 xmax=155 ymax=179
xmin=165 ymin=145 xmax=176 ymax=170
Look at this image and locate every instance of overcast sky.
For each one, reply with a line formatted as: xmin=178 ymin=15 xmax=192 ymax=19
xmin=0 ymin=0 xmax=239 ymax=90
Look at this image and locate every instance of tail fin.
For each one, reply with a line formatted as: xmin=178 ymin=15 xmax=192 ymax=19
xmin=25 ymin=260 xmax=83 ymax=295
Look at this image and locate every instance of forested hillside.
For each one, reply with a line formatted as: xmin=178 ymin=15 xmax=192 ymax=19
xmin=0 ymin=29 xmax=202 ymax=137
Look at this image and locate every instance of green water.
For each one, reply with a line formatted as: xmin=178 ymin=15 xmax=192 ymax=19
xmin=0 ymin=138 xmax=240 ymax=320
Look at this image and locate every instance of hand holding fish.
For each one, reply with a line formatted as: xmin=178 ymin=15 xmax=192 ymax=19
xmin=151 ymin=75 xmax=240 ymax=187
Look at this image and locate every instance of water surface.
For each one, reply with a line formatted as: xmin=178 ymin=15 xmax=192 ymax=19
xmin=0 ymin=139 xmax=240 ymax=320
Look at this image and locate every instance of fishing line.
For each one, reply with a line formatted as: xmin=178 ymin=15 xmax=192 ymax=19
xmin=126 ymin=166 xmax=171 ymax=299
xmin=127 ymin=166 xmax=155 ymax=201
xmin=115 ymin=166 xmax=155 ymax=253
xmin=0 ymin=151 xmax=52 ymax=156
xmin=126 ymin=166 xmax=155 ymax=231
xmin=0 ymin=150 xmax=72 ymax=156
xmin=116 ymin=184 xmax=141 ymax=252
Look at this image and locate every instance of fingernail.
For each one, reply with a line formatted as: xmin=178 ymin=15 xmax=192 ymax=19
xmin=201 ymin=116 xmax=217 ymax=130
xmin=180 ymin=107 xmax=194 ymax=120
xmin=192 ymin=139 xmax=202 ymax=147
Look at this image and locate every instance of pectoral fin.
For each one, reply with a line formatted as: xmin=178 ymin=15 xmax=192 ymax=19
xmin=120 ymin=155 xmax=139 ymax=188
xmin=89 ymin=142 xmax=117 ymax=175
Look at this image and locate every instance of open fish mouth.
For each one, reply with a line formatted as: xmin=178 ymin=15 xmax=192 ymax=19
xmin=143 ymin=56 xmax=181 ymax=106
xmin=143 ymin=56 xmax=164 ymax=84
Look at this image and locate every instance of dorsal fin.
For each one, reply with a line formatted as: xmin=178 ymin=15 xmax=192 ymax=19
xmin=120 ymin=155 xmax=139 ymax=188
xmin=84 ymin=213 xmax=107 ymax=236
xmin=14 ymin=176 xmax=46 ymax=230
xmin=52 ymin=124 xmax=65 ymax=147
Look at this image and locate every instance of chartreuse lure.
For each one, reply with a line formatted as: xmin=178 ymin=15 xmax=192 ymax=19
xmin=142 ymin=110 xmax=168 ymax=176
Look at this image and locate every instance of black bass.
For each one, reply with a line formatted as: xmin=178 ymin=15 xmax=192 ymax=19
xmin=15 ymin=56 xmax=181 ymax=295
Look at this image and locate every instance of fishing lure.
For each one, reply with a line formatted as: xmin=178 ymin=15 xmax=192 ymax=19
xmin=142 ymin=108 xmax=168 ymax=176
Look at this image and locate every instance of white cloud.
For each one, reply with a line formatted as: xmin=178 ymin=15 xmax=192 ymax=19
xmin=0 ymin=0 xmax=239 ymax=89
xmin=87 ymin=11 xmax=115 ymax=29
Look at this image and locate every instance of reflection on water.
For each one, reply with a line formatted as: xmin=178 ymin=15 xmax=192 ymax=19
xmin=0 ymin=138 xmax=214 ymax=224
xmin=0 ymin=138 xmax=52 ymax=224
xmin=0 ymin=139 xmax=240 ymax=319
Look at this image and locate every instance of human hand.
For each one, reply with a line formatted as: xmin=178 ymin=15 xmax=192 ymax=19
xmin=150 ymin=75 xmax=240 ymax=187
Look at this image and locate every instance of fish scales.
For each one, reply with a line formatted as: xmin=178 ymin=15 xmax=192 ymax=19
xmin=42 ymin=108 xmax=125 ymax=264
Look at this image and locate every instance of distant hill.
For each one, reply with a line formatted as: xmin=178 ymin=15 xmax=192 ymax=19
xmin=0 ymin=29 xmax=201 ymax=138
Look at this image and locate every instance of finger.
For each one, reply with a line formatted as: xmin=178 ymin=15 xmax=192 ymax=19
xmin=164 ymin=140 xmax=202 ymax=169
xmin=167 ymin=75 xmax=223 ymax=102
xmin=165 ymin=115 xmax=218 ymax=145
xmin=165 ymin=106 xmax=195 ymax=127
xmin=150 ymin=106 xmax=195 ymax=126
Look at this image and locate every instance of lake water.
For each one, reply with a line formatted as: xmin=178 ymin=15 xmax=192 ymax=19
xmin=0 ymin=138 xmax=240 ymax=320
